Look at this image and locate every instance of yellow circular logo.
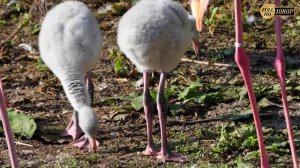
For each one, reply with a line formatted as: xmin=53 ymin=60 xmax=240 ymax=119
xmin=260 ymin=4 xmax=275 ymax=19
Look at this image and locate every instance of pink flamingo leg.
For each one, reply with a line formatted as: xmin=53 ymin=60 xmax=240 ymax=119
xmin=70 ymin=136 xmax=99 ymax=152
xmin=0 ymin=73 xmax=19 ymax=168
xmin=156 ymin=73 xmax=186 ymax=162
xmin=62 ymin=111 xmax=83 ymax=140
xmin=274 ymin=0 xmax=298 ymax=167
xmin=142 ymin=72 xmax=158 ymax=156
xmin=234 ymin=0 xmax=269 ymax=167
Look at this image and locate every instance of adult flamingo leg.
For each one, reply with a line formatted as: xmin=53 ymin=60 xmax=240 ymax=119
xmin=0 ymin=73 xmax=19 ymax=168
xmin=274 ymin=0 xmax=298 ymax=167
xmin=234 ymin=0 xmax=269 ymax=167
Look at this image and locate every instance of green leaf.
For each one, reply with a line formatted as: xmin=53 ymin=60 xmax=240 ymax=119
xmin=150 ymin=91 xmax=157 ymax=103
xmin=0 ymin=20 xmax=6 ymax=26
xmin=258 ymin=98 xmax=271 ymax=108
xmin=31 ymin=23 xmax=40 ymax=35
xmin=223 ymin=47 xmax=234 ymax=56
xmin=6 ymin=108 xmax=37 ymax=139
xmin=266 ymin=142 xmax=289 ymax=153
xmin=242 ymin=136 xmax=257 ymax=148
xmin=36 ymin=58 xmax=48 ymax=71
xmin=169 ymin=103 xmax=184 ymax=116
xmin=294 ymin=85 xmax=300 ymax=92
xmin=238 ymin=87 xmax=247 ymax=102
xmin=208 ymin=7 xmax=219 ymax=23
xmin=114 ymin=55 xmax=124 ymax=75
xmin=287 ymin=95 xmax=295 ymax=102
xmin=272 ymin=83 xmax=281 ymax=94
xmin=179 ymin=81 xmax=202 ymax=100
xmin=223 ymin=88 xmax=239 ymax=100
xmin=235 ymin=156 xmax=255 ymax=168
xmin=130 ymin=91 xmax=157 ymax=111
xmin=131 ymin=95 xmax=143 ymax=110
xmin=112 ymin=111 xmax=130 ymax=121
xmin=244 ymin=150 xmax=260 ymax=160
xmin=197 ymin=92 xmax=223 ymax=104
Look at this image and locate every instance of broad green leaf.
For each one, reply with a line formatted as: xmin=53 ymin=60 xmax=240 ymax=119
xmin=294 ymin=85 xmax=300 ymax=92
xmin=272 ymin=83 xmax=281 ymax=94
xmin=130 ymin=91 xmax=159 ymax=111
xmin=242 ymin=136 xmax=257 ymax=148
xmin=238 ymin=87 xmax=247 ymax=102
xmin=179 ymin=81 xmax=202 ymax=100
xmin=244 ymin=150 xmax=259 ymax=160
xmin=131 ymin=95 xmax=143 ymax=110
xmin=197 ymin=92 xmax=223 ymax=104
xmin=112 ymin=111 xmax=130 ymax=121
xmin=235 ymin=156 xmax=255 ymax=168
xmin=36 ymin=58 xmax=48 ymax=71
xmin=258 ymin=98 xmax=271 ymax=108
xmin=287 ymin=95 xmax=295 ymax=102
xmin=6 ymin=108 xmax=37 ymax=139
xmin=266 ymin=142 xmax=289 ymax=153
xmin=223 ymin=47 xmax=234 ymax=56
xmin=169 ymin=103 xmax=184 ymax=116
xmin=150 ymin=90 xmax=157 ymax=103
xmin=223 ymin=88 xmax=239 ymax=100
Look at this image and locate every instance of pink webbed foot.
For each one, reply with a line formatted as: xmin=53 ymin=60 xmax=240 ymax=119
xmin=70 ymin=136 xmax=100 ymax=152
xmin=62 ymin=114 xmax=83 ymax=141
xmin=142 ymin=146 xmax=159 ymax=156
xmin=156 ymin=151 xmax=187 ymax=163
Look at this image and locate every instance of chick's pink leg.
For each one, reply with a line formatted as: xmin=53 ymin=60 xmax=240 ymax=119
xmin=62 ymin=111 xmax=83 ymax=140
xmin=70 ymin=136 xmax=99 ymax=152
xmin=156 ymin=73 xmax=186 ymax=163
xmin=142 ymin=72 xmax=158 ymax=156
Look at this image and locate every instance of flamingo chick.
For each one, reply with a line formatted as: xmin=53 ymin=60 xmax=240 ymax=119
xmin=118 ymin=0 xmax=207 ymax=162
xmin=39 ymin=1 xmax=102 ymax=151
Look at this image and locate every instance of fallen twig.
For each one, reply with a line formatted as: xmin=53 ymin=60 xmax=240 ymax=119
xmin=15 ymin=141 xmax=33 ymax=147
xmin=168 ymin=117 xmax=222 ymax=126
xmin=181 ymin=58 xmax=236 ymax=67
xmin=168 ymin=112 xmax=275 ymax=126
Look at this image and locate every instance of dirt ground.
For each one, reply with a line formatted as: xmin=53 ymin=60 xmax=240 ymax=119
xmin=0 ymin=0 xmax=300 ymax=168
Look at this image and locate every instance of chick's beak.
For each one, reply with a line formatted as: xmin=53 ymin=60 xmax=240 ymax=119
xmin=190 ymin=0 xmax=209 ymax=31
